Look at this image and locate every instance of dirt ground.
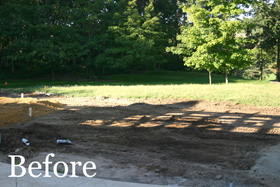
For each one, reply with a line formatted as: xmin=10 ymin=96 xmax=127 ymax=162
xmin=1 ymin=92 xmax=280 ymax=186
xmin=0 ymin=96 xmax=65 ymax=127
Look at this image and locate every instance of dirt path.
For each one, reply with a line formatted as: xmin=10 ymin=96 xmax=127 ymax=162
xmin=1 ymin=96 xmax=280 ymax=186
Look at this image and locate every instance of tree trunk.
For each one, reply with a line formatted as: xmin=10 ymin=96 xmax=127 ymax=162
xmin=260 ymin=48 xmax=263 ymax=81
xmin=225 ymin=71 xmax=229 ymax=85
xmin=239 ymin=69 xmax=244 ymax=77
xmin=277 ymin=38 xmax=280 ymax=82
xmin=260 ymin=65 xmax=263 ymax=80
xmin=209 ymin=71 xmax=212 ymax=85
xmin=235 ymin=68 xmax=239 ymax=76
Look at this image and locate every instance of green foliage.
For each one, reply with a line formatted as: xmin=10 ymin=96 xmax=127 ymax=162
xmin=4 ymin=0 xmax=278 ymax=80
xmin=252 ymin=0 xmax=280 ymax=81
xmin=0 ymin=0 xmax=178 ymax=78
xmin=167 ymin=0 xmax=253 ymax=84
xmin=98 ymin=0 xmax=166 ymax=73
xmin=242 ymin=45 xmax=274 ymax=80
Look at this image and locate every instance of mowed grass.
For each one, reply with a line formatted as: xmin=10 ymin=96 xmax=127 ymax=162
xmin=45 ymin=83 xmax=279 ymax=107
xmin=1 ymin=71 xmax=254 ymax=88
xmin=2 ymin=71 xmax=280 ymax=107
xmin=100 ymin=71 xmax=256 ymax=84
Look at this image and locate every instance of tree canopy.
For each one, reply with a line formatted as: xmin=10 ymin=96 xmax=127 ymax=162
xmin=167 ymin=0 xmax=253 ymax=84
xmin=0 ymin=0 xmax=182 ymax=79
xmin=0 ymin=0 xmax=279 ymax=82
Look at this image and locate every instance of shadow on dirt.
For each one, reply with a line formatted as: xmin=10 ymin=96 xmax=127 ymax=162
xmin=1 ymin=99 xmax=280 ymax=186
xmin=63 ymin=101 xmax=280 ymax=136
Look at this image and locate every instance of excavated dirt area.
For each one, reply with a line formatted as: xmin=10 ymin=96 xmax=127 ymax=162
xmin=1 ymin=93 xmax=280 ymax=186
xmin=0 ymin=97 xmax=65 ymax=127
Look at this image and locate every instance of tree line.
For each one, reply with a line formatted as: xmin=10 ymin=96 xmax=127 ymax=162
xmin=0 ymin=0 xmax=279 ymax=83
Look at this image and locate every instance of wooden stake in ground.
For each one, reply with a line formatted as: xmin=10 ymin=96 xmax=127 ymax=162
xmin=29 ymin=107 xmax=32 ymax=117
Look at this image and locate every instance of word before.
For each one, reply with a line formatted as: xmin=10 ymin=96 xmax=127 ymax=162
xmin=9 ymin=153 xmax=96 ymax=178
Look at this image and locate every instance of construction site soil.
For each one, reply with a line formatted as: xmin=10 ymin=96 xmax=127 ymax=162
xmin=1 ymin=93 xmax=280 ymax=186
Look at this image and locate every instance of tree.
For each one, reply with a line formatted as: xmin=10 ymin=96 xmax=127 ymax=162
xmin=242 ymin=16 xmax=275 ymax=81
xmin=253 ymin=0 xmax=280 ymax=81
xmin=167 ymin=0 xmax=253 ymax=84
xmin=0 ymin=0 xmax=210 ymax=78
xmin=0 ymin=0 xmax=120 ymax=78
xmin=98 ymin=0 xmax=166 ymax=74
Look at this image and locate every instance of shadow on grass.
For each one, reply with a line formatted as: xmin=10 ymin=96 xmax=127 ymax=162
xmin=0 ymin=71 xmax=251 ymax=90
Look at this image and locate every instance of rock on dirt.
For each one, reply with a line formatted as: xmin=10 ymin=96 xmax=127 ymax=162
xmin=215 ymin=175 xmax=223 ymax=180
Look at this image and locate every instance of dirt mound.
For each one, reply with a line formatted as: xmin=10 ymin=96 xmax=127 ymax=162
xmin=0 ymin=97 xmax=65 ymax=127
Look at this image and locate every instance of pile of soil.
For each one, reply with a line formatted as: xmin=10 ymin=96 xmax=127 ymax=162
xmin=0 ymin=97 xmax=65 ymax=127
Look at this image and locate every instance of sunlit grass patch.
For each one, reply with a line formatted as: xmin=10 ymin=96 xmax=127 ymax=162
xmin=3 ymin=71 xmax=280 ymax=107
xmin=29 ymin=83 xmax=280 ymax=107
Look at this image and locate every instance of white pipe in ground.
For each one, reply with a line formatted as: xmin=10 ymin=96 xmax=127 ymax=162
xmin=22 ymin=138 xmax=30 ymax=146
xmin=29 ymin=107 xmax=32 ymax=117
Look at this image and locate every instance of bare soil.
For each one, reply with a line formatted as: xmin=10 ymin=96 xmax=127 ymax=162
xmin=1 ymin=93 xmax=280 ymax=186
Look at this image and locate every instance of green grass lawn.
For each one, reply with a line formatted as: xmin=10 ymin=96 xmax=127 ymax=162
xmin=1 ymin=71 xmax=255 ymax=88
xmin=1 ymin=71 xmax=279 ymax=107
xmin=100 ymin=71 xmax=257 ymax=84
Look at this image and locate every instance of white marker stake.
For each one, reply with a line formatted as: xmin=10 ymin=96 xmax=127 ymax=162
xmin=29 ymin=107 xmax=32 ymax=117
xmin=21 ymin=93 xmax=24 ymax=98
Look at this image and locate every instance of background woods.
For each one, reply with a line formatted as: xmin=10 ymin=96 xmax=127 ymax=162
xmin=0 ymin=0 xmax=279 ymax=82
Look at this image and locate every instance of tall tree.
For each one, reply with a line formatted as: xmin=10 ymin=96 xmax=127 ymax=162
xmin=98 ymin=0 xmax=165 ymax=74
xmin=254 ymin=0 xmax=280 ymax=81
xmin=167 ymin=0 xmax=253 ymax=84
